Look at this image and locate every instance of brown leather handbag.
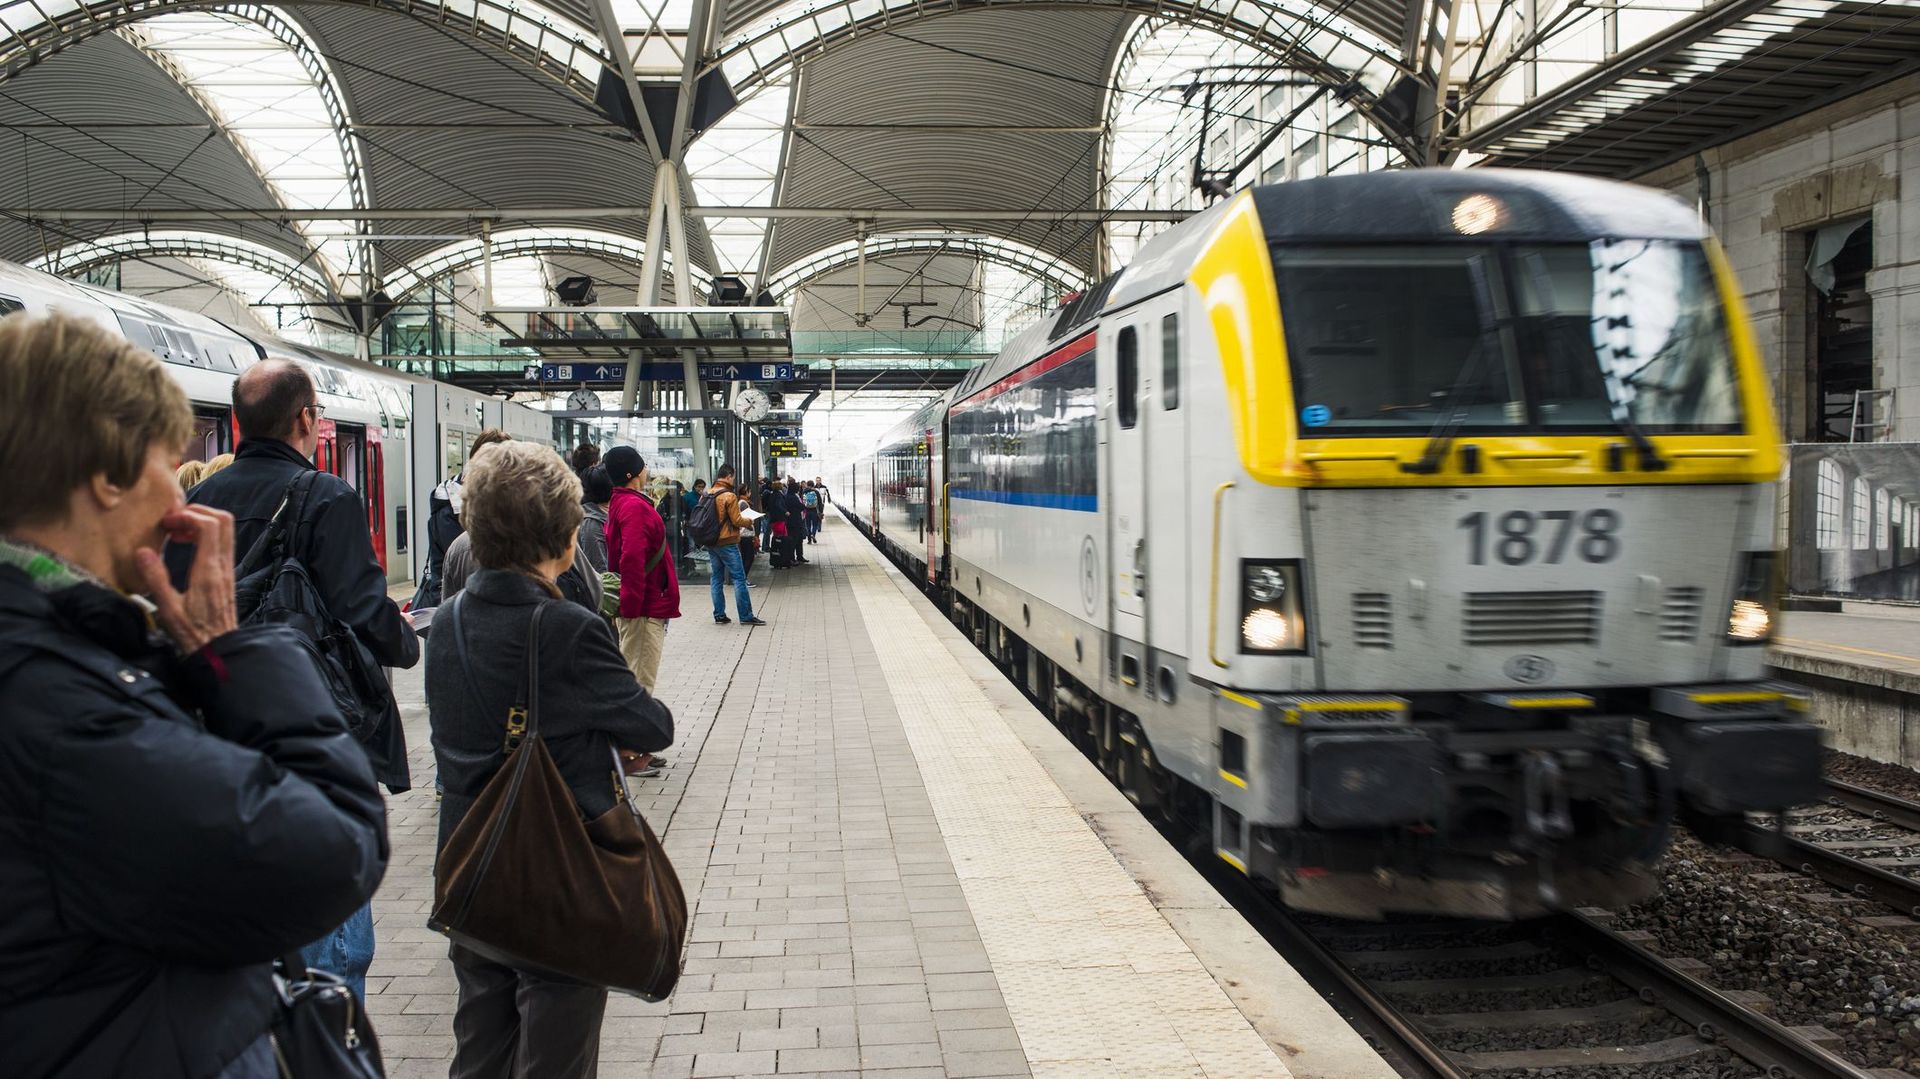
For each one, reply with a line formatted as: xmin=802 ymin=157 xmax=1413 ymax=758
xmin=430 ymin=600 xmax=687 ymax=1000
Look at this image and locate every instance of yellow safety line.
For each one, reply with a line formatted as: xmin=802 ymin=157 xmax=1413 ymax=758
xmin=1218 ymin=769 xmax=1248 ymax=789
xmin=1777 ymin=637 xmax=1920 ymax=665
xmin=1502 ymin=697 xmax=1594 ymax=709
xmin=1295 ymin=699 xmax=1404 ymax=712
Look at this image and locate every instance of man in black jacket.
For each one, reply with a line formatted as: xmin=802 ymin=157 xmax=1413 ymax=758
xmin=169 ymin=358 xmax=420 ymax=790
xmin=166 ymin=358 xmax=417 ymax=998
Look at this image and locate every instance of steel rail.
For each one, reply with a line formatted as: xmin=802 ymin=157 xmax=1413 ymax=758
xmin=1209 ymin=882 xmax=1464 ymax=1079
xmin=1715 ymin=817 xmax=1920 ymax=919
xmin=1826 ymin=778 xmax=1920 ymax=834
xmin=1557 ymin=910 xmax=1875 ymax=1079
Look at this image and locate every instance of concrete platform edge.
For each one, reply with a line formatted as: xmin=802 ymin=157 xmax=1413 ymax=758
xmin=859 ymin=548 xmax=1396 ymax=1079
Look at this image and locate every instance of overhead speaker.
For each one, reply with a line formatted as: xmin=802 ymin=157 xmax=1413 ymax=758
xmin=556 ymin=275 xmax=597 ymax=306
xmin=709 ymin=275 xmax=749 ymax=306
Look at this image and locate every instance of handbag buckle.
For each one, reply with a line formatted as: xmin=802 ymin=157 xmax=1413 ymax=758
xmin=505 ymin=705 xmax=528 ymax=748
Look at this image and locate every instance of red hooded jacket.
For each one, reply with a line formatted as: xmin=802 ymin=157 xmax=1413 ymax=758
xmin=606 ymin=487 xmax=680 ymax=619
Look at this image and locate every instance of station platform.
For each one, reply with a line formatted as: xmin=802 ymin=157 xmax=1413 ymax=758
xmin=1775 ymin=606 xmax=1920 ymax=687
xmin=1771 ymin=606 xmax=1920 ymax=769
xmin=369 ymin=523 xmax=1391 ymax=1078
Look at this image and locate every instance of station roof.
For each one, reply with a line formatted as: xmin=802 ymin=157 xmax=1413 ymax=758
xmin=0 ymin=0 xmax=1909 ymax=323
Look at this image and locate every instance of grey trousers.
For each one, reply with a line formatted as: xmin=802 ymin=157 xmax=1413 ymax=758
xmin=448 ymin=945 xmax=608 ymax=1079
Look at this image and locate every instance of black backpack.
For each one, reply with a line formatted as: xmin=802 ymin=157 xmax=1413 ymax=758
xmin=687 ymin=490 xmax=722 ymax=547
xmin=235 ymin=472 xmax=409 ymax=790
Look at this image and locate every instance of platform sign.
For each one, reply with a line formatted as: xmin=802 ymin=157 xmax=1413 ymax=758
xmin=759 ymin=426 xmax=801 ymax=439
xmin=702 ymin=363 xmax=795 ymax=381
xmin=767 ymin=438 xmax=802 ymax=457
xmin=540 ymin=361 xmax=798 ymax=382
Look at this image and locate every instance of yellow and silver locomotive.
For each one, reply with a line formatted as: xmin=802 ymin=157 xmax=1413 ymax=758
xmin=838 ymin=169 xmax=1819 ymax=919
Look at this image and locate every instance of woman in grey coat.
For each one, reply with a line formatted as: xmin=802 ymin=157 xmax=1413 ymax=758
xmin=426 ymin=442 xmax=673 ymax=1079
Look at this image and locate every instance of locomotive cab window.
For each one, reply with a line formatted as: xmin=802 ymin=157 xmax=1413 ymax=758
xmin=1117 ymin=326 xmax=1139 ymax=429
xmin=1161 ymin=314 xmax=1180 ymax=410
xmin=1271 ymin=240 xmax=1744 ymax=436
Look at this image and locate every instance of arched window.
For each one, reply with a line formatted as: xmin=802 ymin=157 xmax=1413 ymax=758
xmin=1852 ymin=477 xmax=1871 ymax=551
xmin=1816 ymin=458 xmax=1843 ymax=549
xmin=1876 ymin=488 xmax=1891 ymax=550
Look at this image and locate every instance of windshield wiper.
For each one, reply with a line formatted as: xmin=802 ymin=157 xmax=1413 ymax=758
xmin=1402 ymin=256 xmax=1504 ymax=475
xmin=1400 ymin=336 xmax=1492 ymax=474
xmin=1605 ymin=409 xmax=1668 ymax=471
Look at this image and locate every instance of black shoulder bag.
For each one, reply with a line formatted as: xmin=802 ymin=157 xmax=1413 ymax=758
xmin=235 ymin=473 xmax=397 ymax=752
xmin=269 ymin=951 xmax=386 ymax=1078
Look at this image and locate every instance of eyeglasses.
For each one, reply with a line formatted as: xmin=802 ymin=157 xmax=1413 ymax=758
xmin=305 ymin=403 xmax=327 ymax=419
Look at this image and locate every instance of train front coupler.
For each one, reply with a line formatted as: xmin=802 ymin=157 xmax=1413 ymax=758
xmin=1643 ymin=684 xmax=1823 ymax=820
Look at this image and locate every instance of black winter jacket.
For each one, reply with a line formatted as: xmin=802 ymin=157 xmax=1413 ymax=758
xmin=168 ymin=438 xmax=420 ymax=671
xmin=0 ymin=567 xmax=388 ymax=1079
xmin=429 ymin=570 xmax=673 ymax=852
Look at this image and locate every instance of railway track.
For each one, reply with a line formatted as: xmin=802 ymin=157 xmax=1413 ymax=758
xmin=1696 ymin=779 xmax=1920 ymax=920
xmin=1249 ymin=899 xmax=1876 ymax=1078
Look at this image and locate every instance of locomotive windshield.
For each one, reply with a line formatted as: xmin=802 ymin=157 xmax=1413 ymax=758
xmin=1272 ymin=240 xmax=1743 ymax=435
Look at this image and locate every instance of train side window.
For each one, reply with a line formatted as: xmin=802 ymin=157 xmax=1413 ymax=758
xmin=1117 ymin=326 xmax=1139 ymax=429
xmin=1161 ymin=314 xmax=1180 ymax=410
xmin=0 ymin=295 xmax=23 ymax=317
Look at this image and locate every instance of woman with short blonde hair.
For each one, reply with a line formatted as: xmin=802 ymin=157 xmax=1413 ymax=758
xmin=0 ymin=313 xmax=387 ymax=1077
xmin=427 ymin=440 xmax=673 ymax=1079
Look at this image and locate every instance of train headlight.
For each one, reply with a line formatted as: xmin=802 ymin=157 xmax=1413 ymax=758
xmin=1451 ymin=193 xmax=1505 ymax=235
xmin=1246 ymin=564 xmax=1288 ymax=603
xmin=1240 ymin=559 xmax=1308 ymax=655
xmin=1726 ymin=551 xmax=1780 ymax=645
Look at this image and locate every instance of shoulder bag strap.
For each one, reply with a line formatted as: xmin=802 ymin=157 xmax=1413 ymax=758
xmin=234 ymin=474 xmax=306 ymax=579
xmin=449 ymin=601 xmax=550 ymax=927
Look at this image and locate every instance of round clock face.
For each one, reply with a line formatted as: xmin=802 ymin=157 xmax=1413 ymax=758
xmin=732 ymin=388 xmax=771 ymax=422
xmin=567 ymin=388 xmax=601 ymax=411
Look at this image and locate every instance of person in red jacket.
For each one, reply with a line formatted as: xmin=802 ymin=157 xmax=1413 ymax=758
xmin=602 ymin=446 xmax=679 ymax=693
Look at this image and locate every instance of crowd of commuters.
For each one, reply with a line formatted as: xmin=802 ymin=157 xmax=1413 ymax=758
xmin=0 ymin=310 xmax=847 ymax=1078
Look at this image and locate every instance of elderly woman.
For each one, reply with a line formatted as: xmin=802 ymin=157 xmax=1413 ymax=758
xmin=427 ymin=441 xmax=673 ymax=1079
xmin=0 ymin=314 xmax=388 ymax=1078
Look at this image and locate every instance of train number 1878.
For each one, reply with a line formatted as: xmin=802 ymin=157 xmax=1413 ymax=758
xmin=1456 ymin=509 xmax=1621 ymax=566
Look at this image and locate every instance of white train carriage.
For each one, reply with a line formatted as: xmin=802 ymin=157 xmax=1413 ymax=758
xmin=0 ymin=260 xmax=560 ymax=588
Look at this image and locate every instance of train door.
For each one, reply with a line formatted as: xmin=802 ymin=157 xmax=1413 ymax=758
xmin=1104 ymin=322 xmax=1148 ymax=673
xmin=1146 ymin=310 xmax=1188 ymax=671
xmin=188 ymin=406 xmax=230 ymax=462
xmin=313 ymin=416 xmax=338 ymax=474
xmin=923 ymin=430 xmax=938 ymax=582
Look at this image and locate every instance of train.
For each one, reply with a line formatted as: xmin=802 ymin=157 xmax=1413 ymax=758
xmin=835 ymin=169 xmax=1824 ymax=920
xmin=0 ymin=259 xmax=561 ymax=586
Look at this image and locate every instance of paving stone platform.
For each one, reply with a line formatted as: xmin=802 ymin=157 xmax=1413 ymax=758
xmin=369 ymin=522 xmax=1390 ymax=1078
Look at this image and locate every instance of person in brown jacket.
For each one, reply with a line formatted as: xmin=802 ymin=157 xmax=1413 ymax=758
xmin=702 ymin=465 xmax=764 ymax=626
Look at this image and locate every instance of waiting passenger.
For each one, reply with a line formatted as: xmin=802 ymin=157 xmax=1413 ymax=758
xmin=698 ymin=465 xmax=763 ymax=625
xmin=200 ymin=451 xmax=235 ymax=481
xmin=0 ymin=313 xmax=387 ymax=1078
xmin=174 ymin=458 xmax=206 ymax=491
xmin=168 ymin=357 xmax=418 ymax=999
xmin=569 ymin=441 xmax=601 ymax=478
xmin=604 ymin=446 xmax=680 ymax=694
xmin=442 ymin=445 xmax=601 ymax=616
xmin=427 ymin=441 xmax=673 ymax=1079
xmin=417 ymin=429 xmax=510 ymax=608
xmin=578 ymin=463 xmax=612 ymax=576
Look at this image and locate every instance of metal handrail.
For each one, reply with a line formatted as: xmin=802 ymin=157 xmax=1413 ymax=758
xmin=1208 ymin=480 xmax=1234 ymax=669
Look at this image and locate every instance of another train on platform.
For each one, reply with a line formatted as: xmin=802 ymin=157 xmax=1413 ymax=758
xmin=834 ymin=169 xmax=1822 ymax=920
xmin=0 ymin=259 xmax=560 ymax=586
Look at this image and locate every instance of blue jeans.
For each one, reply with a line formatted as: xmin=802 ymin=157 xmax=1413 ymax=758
xmin=708 ymin=544 xmax=754 ymax=621
xmin=298 ymin=899 xmax=375 ymax=999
